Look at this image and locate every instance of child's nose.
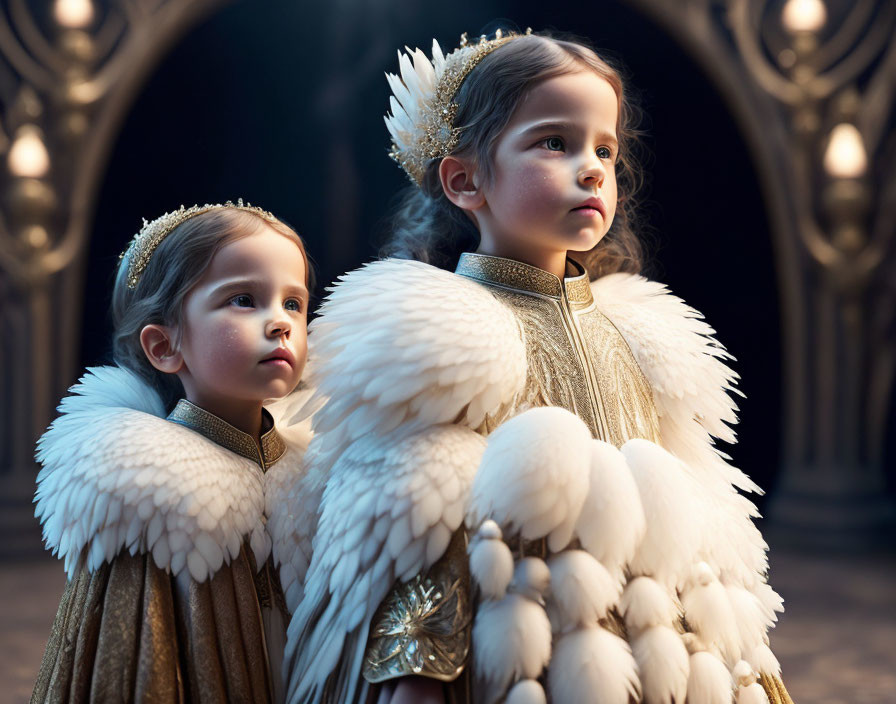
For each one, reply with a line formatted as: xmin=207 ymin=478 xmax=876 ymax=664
xmin=578 ymin=158 xmax=606 ymax=189
xmin=266 ymin=317 xmax=291 ymax=340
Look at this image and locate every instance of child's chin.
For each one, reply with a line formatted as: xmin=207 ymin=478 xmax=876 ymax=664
xmin=567 ymin=229 xmax=605 ymax=252
xmin=260 ymin=380 xmax=296 ymax=400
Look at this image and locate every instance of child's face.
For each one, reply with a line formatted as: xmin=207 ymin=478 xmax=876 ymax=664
xmin=176 ymin=225 xmax=309 ymax=407
xmin=477 ymin=70 xmax=618 ymax=263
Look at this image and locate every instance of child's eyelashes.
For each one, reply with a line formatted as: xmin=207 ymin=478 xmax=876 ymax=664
xmin=538 ymin=136 xmax=616 ymax=161
xmin=230 ymin=294 xmax=254 ymax=308
xmin=228 ymin=293 xmax=304 ymax=313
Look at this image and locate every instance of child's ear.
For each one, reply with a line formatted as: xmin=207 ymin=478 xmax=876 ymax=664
xmin=139 ymin=324 xmax=183 ymax=374
xmin=439 ymin=156 xmax=485 ymax=211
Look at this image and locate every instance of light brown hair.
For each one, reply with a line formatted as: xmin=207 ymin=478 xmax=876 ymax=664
xmin=112 ymin=208 xmax=311 ymax=411
xmin=381 ymin=32 xmax=647 ymax=278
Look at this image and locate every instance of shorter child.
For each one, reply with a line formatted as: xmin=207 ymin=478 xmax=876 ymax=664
xmin=32 ymin=201 xmax=312 ymax=703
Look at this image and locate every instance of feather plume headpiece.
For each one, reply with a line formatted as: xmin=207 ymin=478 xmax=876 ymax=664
xmin=119 ymin=199 xmax=279 ymax=289
xmin=385 ymin=28 xmax=531 ymax=185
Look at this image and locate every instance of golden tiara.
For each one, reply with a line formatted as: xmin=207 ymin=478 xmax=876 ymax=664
xmin=384 ymin=28 xmax=532 ymax=186
xmin=120 ymin=199 xmax=278 ymax=289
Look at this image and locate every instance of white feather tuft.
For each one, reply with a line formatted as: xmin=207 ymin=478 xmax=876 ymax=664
xmin=725 ymin=584 xmax=773 ymax=656
xmin=474 ymin=594 xmax=552 ymax=702
xmin=506 ymin=679 xmax=547 ymax=704
xmin=687 ymin=650 xmax=734 ymax=704
xmin=510 ymin=557 xmax=551 ymax=602
xmin=470 ymin=534 xmax=514 ymax=600
xmin=575 ymin=440 xmax=646 ymax=579
xmin=547 ymin=550 xmax=620 ymax=632
xmin=732 ymin=660 xmax=756 ymax=687
xmin=736 ymin=683 xmax=770 ymax=704
xmin=548 ymin=626 xmax=641 ymax=704
xmin=747 ymin=643 xmax=781 ymax=679
xmin=632 ymin=625 xmax=690 ymax=704
xmin=620 ymin=576 xmax=680 ymax=635
xmin=681 ymin=564 xmax=742 ymax=663
xmin=622 ymin=439 xmax=706 ymax=590
xmin=468 ymin=407 xmax=592 ymax=549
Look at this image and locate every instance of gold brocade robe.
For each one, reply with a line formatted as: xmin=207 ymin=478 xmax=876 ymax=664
xmin=365 ymin=253 xmax=793 ymax=704
xmin=32 ymin=401 xmax=290 ymax=704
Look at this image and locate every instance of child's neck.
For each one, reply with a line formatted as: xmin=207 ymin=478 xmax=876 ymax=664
xmin=185 ymin=393 xmax=265 ymax=443
xmin=475 ymin=242 xmax=568 ymax=280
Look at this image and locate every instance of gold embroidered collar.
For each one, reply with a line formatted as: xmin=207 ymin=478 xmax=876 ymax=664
xmin=455 ymin=252 xmax=593 ymax=305
xmin=167 ymin=399 xmax=286 ymax=470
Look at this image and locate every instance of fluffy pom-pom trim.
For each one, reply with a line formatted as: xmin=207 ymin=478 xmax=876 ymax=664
xmin=632 ymin=625 xmax=690 ymax=704
xmin=547 ymin=550 xmax=620 ymax=632
xmin=549 ymin=626 xmax=641 ymax=704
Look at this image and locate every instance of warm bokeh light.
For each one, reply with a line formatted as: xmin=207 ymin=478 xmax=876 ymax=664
xmin=782 ymin=0 xmax=827 ymax=33
xmin=823 ymin=123 xmax=867 ymax=179
xmin=7 ymin=126 xmax=50 ymax=178
xmin=54 ymin=0 xmax=94 ymax=29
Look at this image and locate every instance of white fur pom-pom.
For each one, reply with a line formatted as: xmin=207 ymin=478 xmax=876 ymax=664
xmin=510 ymin=557 xmax=551 ymax=602
xmin=575 ymin=440 xmax=646 ymax=579
xmin=632 ymin=625 xmax=690 ymax=704
xmin=506 ymin=679 xmax=547 ymax=704
xmin=732 ymin=660 xmax=756 ymax=687
xmin=468 ymin=407 xmax=592 ymax=551
xmin=737 ymin=683 xmax=770 ymax=704
xmin=622 ymin=439 xmax=704 ymax=590
xmin=620 ymin=576 xmax=679 ymax=635
xmin=474 ymin=593 xmax=552 ymax=701
xmin=547 ymin=550 xmax=620 ymax=632
xmin=548 ymin=627 xmax=641 ymax=704
xmin=681 ymin=563 xmax=741 ymax=663
xmin=747 ymin=643 xmax=781 ymax=679
xmin=470 ymin=521 xmax=514 ymax=600
xmin=726 ymin=584 xmax=772 ymax=655
xmin=687 ymin=650 xmax=734 ymax=704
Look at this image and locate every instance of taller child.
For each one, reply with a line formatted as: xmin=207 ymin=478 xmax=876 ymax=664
xmin=281 ymin=29 xmax=794 ymax=704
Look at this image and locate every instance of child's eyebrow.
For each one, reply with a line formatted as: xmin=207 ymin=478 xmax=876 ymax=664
xmin=210 ymin=278 xmax=309 ymax=298
xmin=518 ymin=120 xmax=618 ymax=146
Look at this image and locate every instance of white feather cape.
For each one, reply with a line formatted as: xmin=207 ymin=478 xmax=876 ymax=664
xmin=282 ymin=259 xmax=782 ymax=702
xmin=35 ymin=365 xmax=310 ymax=584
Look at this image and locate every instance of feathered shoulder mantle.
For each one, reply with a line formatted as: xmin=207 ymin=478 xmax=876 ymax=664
xmin=35 ymin=365 xmax=308 ymax=583
xmin=304 ymin=258 xmax=750 ymax=490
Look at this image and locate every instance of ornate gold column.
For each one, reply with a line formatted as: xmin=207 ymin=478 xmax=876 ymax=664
xmin=624 ymin=0 xmax=896 ymax=546
xmin=0 ymin=0 xmax=226 ymax=556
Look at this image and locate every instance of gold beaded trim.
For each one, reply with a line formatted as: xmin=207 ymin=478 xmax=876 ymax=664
xmin=389 ymin=28 xmax=532 ymax=185
xmin=120 ymin=199 xmax=278 ymax=289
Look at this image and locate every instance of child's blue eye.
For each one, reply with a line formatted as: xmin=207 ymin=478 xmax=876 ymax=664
xmin=230 ymin=294 xmax=253 ymax=307
xmin=597 ymin=146 xmax=613 ymax=159
xmin=544 ymin=137 xmax=565 ymax=151
xmin=284 ymin=298 xmax=302 ymax=312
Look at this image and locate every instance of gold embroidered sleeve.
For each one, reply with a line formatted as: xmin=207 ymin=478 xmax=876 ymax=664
xmin=362 ymin=530 xmax=472 ymax=683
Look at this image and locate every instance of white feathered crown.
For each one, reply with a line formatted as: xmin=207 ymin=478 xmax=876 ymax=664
xmin=384 ymin=28 xmax=531 ymax=185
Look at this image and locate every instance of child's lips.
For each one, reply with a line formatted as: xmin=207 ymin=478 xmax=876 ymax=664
xmin=260 ymin=348 xmax=295 ymax=368
xmin=571 ymin=196 xmax=606 ymax=218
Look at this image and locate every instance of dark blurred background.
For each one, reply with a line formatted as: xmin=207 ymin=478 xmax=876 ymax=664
xmin=2 ymin=1 xmax=895 ymax=701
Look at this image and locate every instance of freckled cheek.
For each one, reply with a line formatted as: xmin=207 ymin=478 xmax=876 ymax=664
xmin=198 ymin=320 xmax=258 ymax=370
xmin=503 ymin=166 xmax=565 ymax=217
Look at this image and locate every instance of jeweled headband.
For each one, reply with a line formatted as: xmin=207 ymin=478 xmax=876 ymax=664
xmin=120 ymin=199 xmax=278 ymax=289
xmin=384 ymin=28 xmax=531 ymax=186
